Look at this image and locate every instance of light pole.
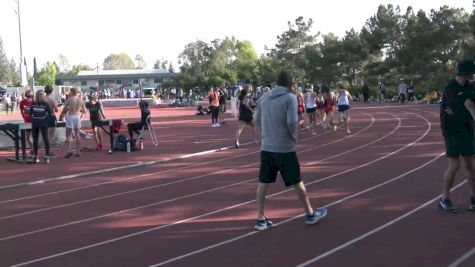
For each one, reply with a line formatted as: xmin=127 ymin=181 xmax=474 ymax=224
xmin=96 ymin=63 xmax=99 ymax=97
xmin=14 ymin=0 xmax=25 ymax=87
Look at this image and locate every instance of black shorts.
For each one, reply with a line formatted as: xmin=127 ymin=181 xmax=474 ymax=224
xmin=259 ymin=151 xmax=301 ymax=187
xmin=444 ymin=135 xmax=475 ymax=158
xmin=338 ymin=105 xmax=350 ymax=112
xmin=306 ymin=107 xmax=316 ymax=113
xmin=91 ymin=120 xmax=102 ymax=128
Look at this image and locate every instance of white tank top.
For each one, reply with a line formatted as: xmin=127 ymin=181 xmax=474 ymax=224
xmin=306 ymin=92 xmax=316 ymax=108
xmin=338 ymin=90 xmax=349 ymax=106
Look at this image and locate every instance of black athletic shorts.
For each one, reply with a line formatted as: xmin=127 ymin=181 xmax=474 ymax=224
xmin=444 ymin=135 xmax=475 ymax=158
xmin=259 ymin=151 xmax=301 ymax=187
xmin=338 ymin=105 xmax=349 ymax=112
xmin=306 ymin=107 xmax=316 ymax=113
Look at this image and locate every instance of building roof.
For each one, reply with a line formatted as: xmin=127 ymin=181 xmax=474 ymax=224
xmin=56 ymin=68 xmax=179 ymax=81
xmin=78 ymin=69 xmax=170 ymax=76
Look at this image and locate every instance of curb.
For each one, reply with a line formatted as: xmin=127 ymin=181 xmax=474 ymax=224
xmin=0 ymin=140 xmax=259 ymax=191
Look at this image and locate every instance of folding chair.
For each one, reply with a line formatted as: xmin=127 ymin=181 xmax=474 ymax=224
xmin=137 ymin=115 xmax=158 ymax=147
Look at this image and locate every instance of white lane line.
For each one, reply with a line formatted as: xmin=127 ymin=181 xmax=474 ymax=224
xmin=147 ymin=117 xmax=435 ymax=267
xmin=296 ymin=179 xmax=465 ymax=267
xmin=448 ymin=247 xmax=475 ymax=267
xmin=0 ymin=114 xmax=380 ymax=238
xmin=0 ymin=112 xmax=373 ymax=205
xmin=152 ymin=154 xmax=444 ymax=267
xmin=8 ymin=112 xmax=422 ymax=266
xmin=0 ymin=114 xmax=378 ymax=219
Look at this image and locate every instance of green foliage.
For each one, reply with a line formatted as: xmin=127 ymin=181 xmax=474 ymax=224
xmin=103 ymin=53 xmax=135 ymax=70
xmin=68 ymin=64 xmax=92 ymax=76
xmin=0 ymin=38 xmax=9 ymax=84
xmin=36 ymin=62 xmax=58 ymax=86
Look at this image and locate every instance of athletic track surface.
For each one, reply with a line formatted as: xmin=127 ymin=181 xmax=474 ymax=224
xmin=0 ymin=102 xmax=473 ymax=267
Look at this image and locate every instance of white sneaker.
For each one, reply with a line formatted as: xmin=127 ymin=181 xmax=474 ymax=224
xmin=211 ymin=123 xmax=217 ymax=128
xmin=216 ymin=123 xmax=221 ymax=127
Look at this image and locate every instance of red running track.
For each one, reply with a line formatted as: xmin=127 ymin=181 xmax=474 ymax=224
xmin=0 ymin=103 xmax=473 ymax=267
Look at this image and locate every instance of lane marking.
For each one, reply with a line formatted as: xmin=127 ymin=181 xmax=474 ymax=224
xmin=0 ymin=114 xmax=382 ymax=238
xmin=0 ymin=114 xmax=378 ymax=218
xmin=150 ymin=153 xmax=444 ymax=267
xmin=296 ymin=179 xmax=465 ymax=267
xmin=0 ymin=112 xmax=373 ymax=203
xmin=448 ymin=247 xmax=475 ymax=267
xmin=8 ymin=112 xmax=428 ymax=266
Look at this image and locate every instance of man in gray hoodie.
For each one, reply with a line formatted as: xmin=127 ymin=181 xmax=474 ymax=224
xmin=254 ymin=71 xmax=327 ymax=231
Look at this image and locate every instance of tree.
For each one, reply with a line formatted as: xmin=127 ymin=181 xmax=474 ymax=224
xmin=135 ymin=55 xmax=146 ymax=69
xmin=168 ymin=61 xmax=175 ymax=73
xmin=57 ymin=54 xmax=70 ymax=73
xmin=9 ymin=58 xmax=20 ymax=86
xmin=103 ymin=53 xmax=135 ymax=70
xmin=0 ymin=37 xmax=9 ymax=84
xmin=68 ymin=64 xmax=92 ymax=75
xmin=154 ymin=59 xmax=161 ymax=69
xmin=268 ymin=17 xmax=318 ymax=81
xmin=36 ymin=62 xmax=58 ymax=86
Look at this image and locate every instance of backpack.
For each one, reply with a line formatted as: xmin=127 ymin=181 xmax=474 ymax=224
xmin=114 ymin=134 xmax=129 ymax=151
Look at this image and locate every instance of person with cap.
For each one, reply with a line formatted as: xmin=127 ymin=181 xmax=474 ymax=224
xmin=439 ymin=59 xmax=475 ymax=213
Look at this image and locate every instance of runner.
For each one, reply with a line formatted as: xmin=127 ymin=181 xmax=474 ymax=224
xmin=322 ymin=84 xmax=337 ymax=131
xmin=254 ymin=71 xmax=327 ymax=231
xmin=296 ymin=87 xmax=305 ymax=130
xmin=304 ymin=85 xmax=317 ymax=135
xmin=336 ymin=82 xmax=353 ymax=134
xmin=218 ymin=87 xmax=227 ymax=125
xmin=85 ymin=95 xmax=106 ymax=151
xmin=235 ymin=84 xmax=255 ymax=148
xmin=29 ymin=90 xmax=53 ymax=163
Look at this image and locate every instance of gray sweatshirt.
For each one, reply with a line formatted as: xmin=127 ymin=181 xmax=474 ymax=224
xmin=255 ymin=86 xmax=298 ymax=153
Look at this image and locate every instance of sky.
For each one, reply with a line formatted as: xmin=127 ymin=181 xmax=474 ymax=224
xmin=0 ymin=0 xmax=473 ymax=71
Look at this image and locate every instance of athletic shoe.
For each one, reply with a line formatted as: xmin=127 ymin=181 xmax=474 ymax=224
xmin=439 ymin=198 xmax=457 ymax=213
xmin=216 ymin=123 xmax=221 ymax=127
xmin=235 ymin=141 xmax=239 ymax=149
xmin=44 ymin=156 xmax=50 ymax=164
xmin=254 ymin=218 xmax=273 ymax=231
xmin=32 ymin=157 xmax=40 ymax=164
xmin=469 ymin=197 xmax=475 ymax=211
xmin=306 ymin=207 xmax=328 ymax=225
xmin=211 ymin=123 xmax=218 ymax=128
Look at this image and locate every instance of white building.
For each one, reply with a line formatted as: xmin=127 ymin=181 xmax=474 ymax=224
xmin=56 ymin=69 xmax=179 ymax=91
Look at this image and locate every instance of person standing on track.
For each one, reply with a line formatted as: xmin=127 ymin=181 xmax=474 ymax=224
xmin=19 ymin=90 xmax=34 ymax=157
xmin=207 ymin=86 xmax=221 ymax=127
xmin=439 ymin=59 xmax=475 ymax=213
xmin=322 ymin=84 xmax=337 ymax=131
xmin=86 ymin=94 xmax=106 ymax=151
xmin=254 ymin=71 xmax=327 ymax=231
xmin=59 ymin=87 xmax=86 ymax=158
xmin=29 ymin=90 xmax=53 ymax=164
xmin=336 ymin=82 xmax=353 ymax=134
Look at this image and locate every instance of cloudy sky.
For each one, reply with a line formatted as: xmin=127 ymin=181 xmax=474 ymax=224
xmin=0 ymin=0 xmax=473 ymax=70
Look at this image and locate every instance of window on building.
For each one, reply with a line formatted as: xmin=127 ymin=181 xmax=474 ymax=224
xmin=99 ymin=80 xmax=105 ymax=86
xmin=133 ymin=79 xmax=139 ymax=84
xmin=116 ymin=80 xmax=122 ymax=84
xmin=154 ymin=79 xmax=160 ymax=84
xmin=81 ymin=81 xmax=87 ymax=86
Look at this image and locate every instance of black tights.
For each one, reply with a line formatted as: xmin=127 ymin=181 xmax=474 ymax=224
xmin=210 ymin=106 xmax=219 ymax=124
xmin=32 ymin=126 xmax=50 ymax=157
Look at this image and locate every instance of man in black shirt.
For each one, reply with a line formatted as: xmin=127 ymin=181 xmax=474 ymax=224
xmin=439 ymin=59 xmax=475 ymax=213
xmin=127 ymin=101 xmax=151 ymax=141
